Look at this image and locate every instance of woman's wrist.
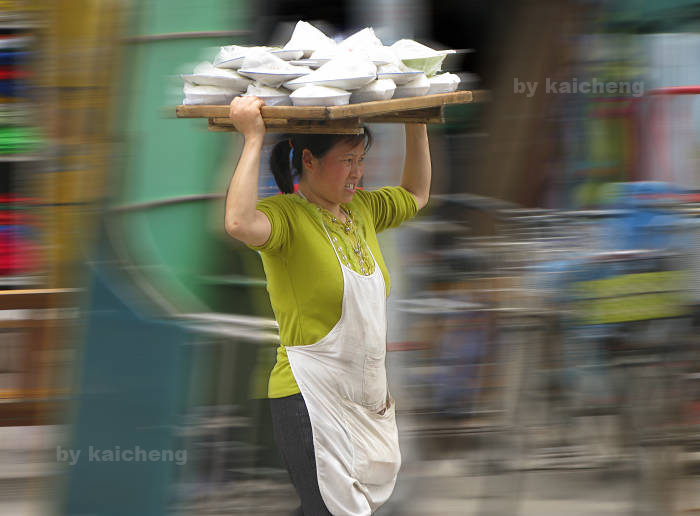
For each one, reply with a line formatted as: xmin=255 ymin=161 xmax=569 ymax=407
xmin=243 ymin=132 xmax=265 ymax=147
xmin=405 ymin=123 xmax=427 ymax=138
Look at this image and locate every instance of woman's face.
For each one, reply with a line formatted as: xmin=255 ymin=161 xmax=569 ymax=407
xmin=302 ymin=139 xmax=366 ymax=207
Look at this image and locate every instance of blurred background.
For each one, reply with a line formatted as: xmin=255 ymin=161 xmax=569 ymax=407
xmin=1 ymin=0 xmax=699 ymax=515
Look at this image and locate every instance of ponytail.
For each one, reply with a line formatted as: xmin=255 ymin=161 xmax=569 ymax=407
xmin=269 ymin=129 xmax=373 ymax=194
xmin=269 ymin=139 xmax=297 ymax=194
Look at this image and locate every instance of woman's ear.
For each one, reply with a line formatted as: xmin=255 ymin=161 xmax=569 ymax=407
xmin=302 ymin=149 xmax=315 ymax=173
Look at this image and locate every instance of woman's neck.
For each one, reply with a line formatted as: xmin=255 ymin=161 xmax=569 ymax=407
xmin=297 ymin=184 xmax=344 ymax=221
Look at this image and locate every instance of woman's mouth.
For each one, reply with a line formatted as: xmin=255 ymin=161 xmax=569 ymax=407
xmin=344 ymin=183 xmax=356 ymax=193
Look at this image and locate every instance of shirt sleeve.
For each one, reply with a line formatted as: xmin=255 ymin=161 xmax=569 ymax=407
xmin=358 ymin=186 xmax=420 ymax=233
xmin=247 ymin=195 xmax=293 ymax=253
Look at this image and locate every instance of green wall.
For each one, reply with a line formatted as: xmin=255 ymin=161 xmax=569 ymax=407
xmin=115 ymin=0 xmax=270 ymax=315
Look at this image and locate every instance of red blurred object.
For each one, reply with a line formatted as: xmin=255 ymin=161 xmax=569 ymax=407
xmin=0 ymin=66 xmax=30 ymax=80
xmin=0 ymin=227 xmax=40 ymax=274
xmin=0 ymin=195 xmax=36 ymax=203
xmin=0 ymin=195 xmax=41 ymax=275
xmin=647 ymin=86 xmax=700 ymax=95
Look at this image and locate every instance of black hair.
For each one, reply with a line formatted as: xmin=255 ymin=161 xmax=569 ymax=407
xmin=269 ymin=128 xmax=373 ymax=194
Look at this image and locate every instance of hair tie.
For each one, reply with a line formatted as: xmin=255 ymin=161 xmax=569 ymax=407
xmin=288 ymin=147 xmax=295 ymax=173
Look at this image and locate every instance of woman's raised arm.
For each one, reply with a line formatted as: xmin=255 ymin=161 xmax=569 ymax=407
xmin=399 ymin=124 xmax=431 ymax=210
xmin=224 ymin=96 xmax=272 ymax=247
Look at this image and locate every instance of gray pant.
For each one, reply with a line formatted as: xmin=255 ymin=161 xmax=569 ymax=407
xmin=270 ymin=393 xmax=333 ymax=516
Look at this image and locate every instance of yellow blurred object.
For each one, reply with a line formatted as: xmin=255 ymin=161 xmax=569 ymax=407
xmin=573 ymin=271 xmax=688 ymax=324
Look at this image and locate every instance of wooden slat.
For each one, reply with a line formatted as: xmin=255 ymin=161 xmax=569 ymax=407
xmin=210 ymin=117 xmax=365 ymax=134
xmin=0 ymin=289 xmax=79 ymax=310
xmin=470 ymin=89 xmax=490 ymax=103
xmin=177 ymin=104 xmax=329 ymax=120
xmin=326 ymin=91 xmax=472 ymax=119
xmin=208 ymin=120 xmax=363 ymax=134
xmin=0 ymin=320 xmax=49 ymax=329
xmin=264 ymin=106 xmax=329 ymax=119
xmin=208 ymin=123 xmax=235 ymax=132
xmin=209 ymin=126 xmax=364 ymax=134
xmin=212 ymin=116 xmax=361 ymax=129
xmin=0 ymin=399 xmax=69 ymax=426
xmin=177 ymin=105 xmax=230 ymax=118
xmin=364 ymin=106 xmax=444 ymax=124
xmin=365 ymin=115 xmax=443 ymax=124
xmin=175 ymin=91 xmax=474 ymax=121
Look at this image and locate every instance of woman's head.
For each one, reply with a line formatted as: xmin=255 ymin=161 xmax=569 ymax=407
xmin=270 ymin=129 xmax=372 ymax=200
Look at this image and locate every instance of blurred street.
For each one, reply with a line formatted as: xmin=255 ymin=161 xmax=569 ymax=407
xmin=1 ymin=1 xmax=699 ymax=515
xmin=2 ymin=422 xmax=700 ymax=515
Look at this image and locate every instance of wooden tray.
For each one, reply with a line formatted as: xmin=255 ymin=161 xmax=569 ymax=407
xmin=176 ymin=91 xmax=473 ymax=134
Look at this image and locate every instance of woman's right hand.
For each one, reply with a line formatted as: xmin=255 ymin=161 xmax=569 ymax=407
xmin=229 ymin=96 xmax=266 ymax=140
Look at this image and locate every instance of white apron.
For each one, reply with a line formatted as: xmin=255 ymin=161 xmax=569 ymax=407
xmin=286 ymin=219 xmax=401 ymax=516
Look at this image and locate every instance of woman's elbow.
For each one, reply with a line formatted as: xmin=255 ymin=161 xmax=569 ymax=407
xmin=224 ymin=217 xmax=243 ymax=239
xmin=414 ymin=192 xmax=430 ymax=211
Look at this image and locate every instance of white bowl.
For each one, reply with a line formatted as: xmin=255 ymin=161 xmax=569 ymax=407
xmin=400 ymin=55 xmax=446 ymax=77
xmin=289 ymin=59 xmax=325 ymax=69
xmin=237 ymin=70 xmax=311 ymax=88
xmin=290 ymin=85 xmax=351 ymax=106
xmin=393 ymin=85 xmax=430 ymax=98
xmin=213 ymin=46 xmax=273 ymax=69
xmin=243 ymin=93 xmax=291 ymax=106
xmin=244 ymin=83 xmax=292 ymax=106
xmin=427 ymin=80 xmax=459 ymax=95
xmin=270 ymin=49 xmax=305 ymax=61
xmin=305 ymin=55 xmax=387 ymax=67
xmin=283 ymin=21 xmax=336 ymax=59
xmin=183 ymin=62 xmax=253 ymax=90
xmin=291 ymin=94 xmax=351 ymax=106
xmin=350 ymin=79 xmax=396 ymax=103
xmin=181 ymin=73 xmax=251 ymax=91
xmin=393 ymin=75 xmax=430 ymax=98
xmin=390 ymin=39 xmax=455 ymax=76
xmin=284 ymin=75 xmax=375 ymax=91
xmin=183 ymin=92 xmax=239 ymax=105
xmin=426 ymin=73 xmax=461 ymax=95
xmin=214 ymin=55 xmax=246 ymax=69
xmin=426 ymin=82 xmax=458 ymax=95
xmin=376 ymin=70 xmax=423 ymax=85
xmin=183 ymin=83 xmax=240 ymax=105
xmin=350 ymin=90 xmax=394 ymax=103
xmin=213 ymin=45 xmax=304 ymax=69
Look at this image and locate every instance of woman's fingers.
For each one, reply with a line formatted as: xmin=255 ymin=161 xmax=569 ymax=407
xmin=229 ymin=96 xmax=266 ymax=137
xmin=252 ymin=96 xmax=265 ymax=109
xmin=230 ymin=95 xmax=258 ymax=117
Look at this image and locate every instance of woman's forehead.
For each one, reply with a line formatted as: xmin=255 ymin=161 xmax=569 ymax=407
xmin=330 ymin=139 xmax=366 ymax=156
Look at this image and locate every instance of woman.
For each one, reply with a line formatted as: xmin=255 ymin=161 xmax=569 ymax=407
xmin=224 ymin=96 xmax=431 ymax=515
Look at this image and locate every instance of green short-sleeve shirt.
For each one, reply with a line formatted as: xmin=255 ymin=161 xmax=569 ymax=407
xmin=249 ymin=186 xmax=419 ymax=398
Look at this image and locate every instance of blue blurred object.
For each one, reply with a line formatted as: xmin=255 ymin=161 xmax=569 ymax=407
xmin=0 ymin=51 xmax=31 ymax=65
xmin=600 ymin=182 xmax=687 ymax=251
xmin=0 ymin=79 xmax=28 ymax=97
xmin=63 ymin=246 xmax=187 ymax=516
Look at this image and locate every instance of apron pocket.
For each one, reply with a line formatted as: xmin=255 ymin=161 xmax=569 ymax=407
xmin=343 ymin=400 xmax=401 ymax=486
xmin=361 ymin=354 xmax=387 ymax=409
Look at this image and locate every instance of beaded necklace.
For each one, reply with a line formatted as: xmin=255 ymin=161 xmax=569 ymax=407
xmin=297 ymin=191 xmax=373 ymax=276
